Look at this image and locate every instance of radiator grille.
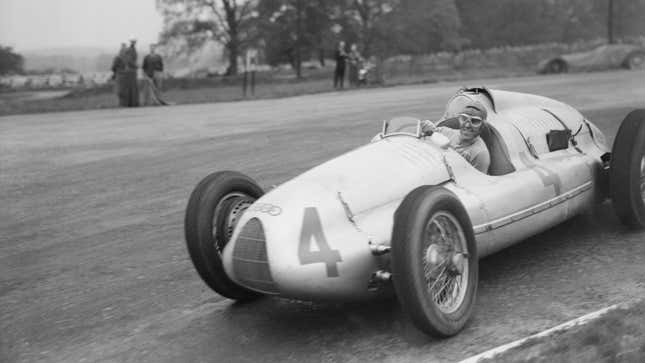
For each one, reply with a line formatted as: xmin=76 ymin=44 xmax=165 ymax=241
xmin=232 ymin=218 xmax=279 ymax=294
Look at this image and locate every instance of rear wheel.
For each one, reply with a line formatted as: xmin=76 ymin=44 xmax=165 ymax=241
xmin=625 ymin=52 xmax=645 ymax=70
xmin=610 ymin=110 xmax=645 ymax=228
xmin=185 ymin=171 xmax=264 ymax=300
xmin=391 ymin=186 xmax=478 ymax=337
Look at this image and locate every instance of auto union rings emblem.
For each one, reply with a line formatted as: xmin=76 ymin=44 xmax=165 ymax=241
xmin=248 ymin=203 xmax=282 ymax=216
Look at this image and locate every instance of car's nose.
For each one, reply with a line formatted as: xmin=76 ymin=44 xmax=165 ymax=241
xmin=222 ymin=182 xmax=382 ymax=301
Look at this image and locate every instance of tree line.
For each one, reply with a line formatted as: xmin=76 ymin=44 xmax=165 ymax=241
xmin=0 ymin=46 xmax=25 ymax=75
xmin=156 ymin=0 xmax=645 ymax=76
xmin=4 ymin=1 xmax=642 ymax=77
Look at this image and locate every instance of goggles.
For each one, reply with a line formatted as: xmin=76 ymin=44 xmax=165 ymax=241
xmin=458 ymin=113 xmax=484 ymax=127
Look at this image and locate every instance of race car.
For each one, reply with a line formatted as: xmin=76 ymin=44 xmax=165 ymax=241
xmin=538 ymin=43 xmax=645 ymax=74
xmin=184 ymin=87 xmax=645 ymax=338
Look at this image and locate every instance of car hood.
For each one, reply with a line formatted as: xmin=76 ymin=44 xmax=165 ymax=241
xmin=266 ymin=135 xmax=451 ymax=215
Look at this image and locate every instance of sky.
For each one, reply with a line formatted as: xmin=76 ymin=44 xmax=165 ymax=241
xmin=0 ymin=0 xmax=164 ymax=51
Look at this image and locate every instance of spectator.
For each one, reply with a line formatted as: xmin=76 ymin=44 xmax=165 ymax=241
xmin=421 ymin=100 xmax=491 ymax=173
xmin=123 ymin=38 xmax=139 ymax=107
xmin=141 ymin=44 xmax=167 ymax=105
xmin=333 ymin=41 xmax=348 ymax=89
xmin=348 ymin=43 xmax=362 ymax=87
xmin=110 ymin=43 xmax=127 ymax=106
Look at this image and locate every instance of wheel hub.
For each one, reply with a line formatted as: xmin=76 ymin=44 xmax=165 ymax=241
xmin=424 ymin=244 xmax=466 ymax=275
xmin=212 ymin=193 xmax=253 ymax=253
xmin=630 ymin=55 xmax=645 ymax=69
xmin=224 ymin=198 xmax=253 ymax=241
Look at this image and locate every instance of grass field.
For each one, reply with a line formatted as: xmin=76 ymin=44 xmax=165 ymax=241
xmin=0 ymin=67 xmax=528 ymax=117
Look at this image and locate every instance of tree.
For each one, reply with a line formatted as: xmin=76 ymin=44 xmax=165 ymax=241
xmin=0 ymin=46 xmax=24 ymax=75
xmin=256 ymin=0 xmax=341 ymax=76
xmin=611 ymin=0 xmax=645 ymax=41
xmin=453 ymin=0 xmax=645 ymax=48
xmin=345 ymin=0 xmax=398 ymax=57
xmin=387 ymin=0 xmax=463 ymax=54
xmin=157 ymin=0 xmax=259 ymax=75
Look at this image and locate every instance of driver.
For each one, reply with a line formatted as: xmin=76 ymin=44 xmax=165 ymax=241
xmin=421 ymin=101 xmax=491 ymax=173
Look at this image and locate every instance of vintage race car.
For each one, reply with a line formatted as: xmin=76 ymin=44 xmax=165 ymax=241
xmin=538 ymin=43 xmax=645 ymax=74
xmin=184 ymin=87 xmax=645 ymax=337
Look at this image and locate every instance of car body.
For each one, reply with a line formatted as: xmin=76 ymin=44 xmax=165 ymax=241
xmin=220 ymin=87 xmax=609 ymax=299
xmin=538 ymin=43 xmax=645 ymax=74
xmin=186 ymin=87 xmax=645 ymax=336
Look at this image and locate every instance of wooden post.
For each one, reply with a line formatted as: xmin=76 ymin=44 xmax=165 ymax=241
xmin=251 ymin=71 xmax=255 ymax=96
xmin=243 ymin=70 xmax=248 ymax=97
xmin=608 ymin=0 xmax=614 ymax=44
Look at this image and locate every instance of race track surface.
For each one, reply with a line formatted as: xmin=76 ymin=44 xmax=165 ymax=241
xmin=2 ymin=70 xmax=645 ymax=362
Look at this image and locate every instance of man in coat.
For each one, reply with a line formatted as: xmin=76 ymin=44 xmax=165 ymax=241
xmin=123 ymin=38 xmax=139 ymax=107
xmin=333 ymin=41 xmax=348 ymax=89
xmin=141 ymin=44 xmax=166 ymax=105
xmin=110 ymin=43 xmax=127 ymax=106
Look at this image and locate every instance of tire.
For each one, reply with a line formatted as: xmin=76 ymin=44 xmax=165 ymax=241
xmin=625 ymin=52 xmax=645 ymax=70
xmin=185 ymin=171 xmax=264 ymax=300
xmin=548 ymin=59 xmax=568 ymax=74
xmin=610 ymin=110 xmax=645 ymax=228
xmin=391 ymin=186 xmax=478 ymax=337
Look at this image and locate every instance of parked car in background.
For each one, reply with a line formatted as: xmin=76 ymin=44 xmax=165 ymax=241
xmin=538 ymin=43 xmax=645 ymax=74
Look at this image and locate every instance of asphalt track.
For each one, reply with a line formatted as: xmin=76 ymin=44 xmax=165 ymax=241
xmin=2 ymin=71 xmax=645 ymax=362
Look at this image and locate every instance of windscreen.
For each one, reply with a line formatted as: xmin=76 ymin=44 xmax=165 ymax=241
xmin=382 ymin=116 xmax=421 ymax=137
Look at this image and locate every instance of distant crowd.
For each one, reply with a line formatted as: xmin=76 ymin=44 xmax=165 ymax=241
xmin=110 ymin=38 xmax=167 ymax=107
xmin=333 ymin=41 xmax=370 ymax=89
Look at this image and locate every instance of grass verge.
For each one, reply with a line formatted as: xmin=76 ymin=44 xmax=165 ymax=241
xmin=0 ymin=67 xmax=528 ymax=117
xmin=477 ymin=300 xmax=645 ymax=362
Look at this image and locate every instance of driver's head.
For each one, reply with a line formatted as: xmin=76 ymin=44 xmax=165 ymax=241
xmin=458 ymin=101 xmax=487 ymax=142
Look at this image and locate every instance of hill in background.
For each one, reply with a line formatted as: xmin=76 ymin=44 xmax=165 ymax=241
xmin=21 ymin=46 xmax=114 ymax=73
xmin=20 ymin=43 xmax=225 ymax=76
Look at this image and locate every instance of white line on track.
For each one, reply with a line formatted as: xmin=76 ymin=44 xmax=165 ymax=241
xmin=459 ymin=299 xmax=638 ymax=363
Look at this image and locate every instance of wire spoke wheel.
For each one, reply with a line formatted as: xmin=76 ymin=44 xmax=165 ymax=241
xmin=423 ymin=211 xmax=469 ymax=314
xmin=391 ymin=186 xmax=478 ymax=337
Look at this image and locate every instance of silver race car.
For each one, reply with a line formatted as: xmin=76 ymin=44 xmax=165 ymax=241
xmin=538 ymin=43 xmax=645 ymax=74
xmin=184 ymin=87 xmax=645 ymax=337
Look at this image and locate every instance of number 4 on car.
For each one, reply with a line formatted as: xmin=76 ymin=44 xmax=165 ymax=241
xmin=184 ymin=87 xmax=645 ymax=338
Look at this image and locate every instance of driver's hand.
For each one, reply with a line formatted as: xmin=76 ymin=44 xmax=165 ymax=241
xmin=421 ymin=120 xmax=437 ymax=136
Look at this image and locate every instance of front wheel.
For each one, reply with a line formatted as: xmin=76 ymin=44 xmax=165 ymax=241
xmin=185 ymin=171 xmax=264 ymax=300
xmin=391 ymin=186 xmax=478 ymax=337
xmin=610 ymin=110 xmax=645 ymax=228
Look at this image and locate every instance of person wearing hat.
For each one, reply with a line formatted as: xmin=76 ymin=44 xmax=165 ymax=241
xmin=122 ymin=38 xmax=139 ymax=107
xmin=421 ymin=100 xmax=491 ymax=173
xmin=110 ymin=43 xmax=128 ymax=106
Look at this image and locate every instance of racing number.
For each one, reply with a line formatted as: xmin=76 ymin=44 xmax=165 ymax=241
xmin=298 ymin=207 xmax=342 ymax=277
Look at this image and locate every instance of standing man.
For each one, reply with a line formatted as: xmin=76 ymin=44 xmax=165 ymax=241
xmin=110 ymin=43 xmax=127 ymax=106
xmin=142 ymin=44 xmax=166 ymax=105
xmin=123 ymin=38 xmax=139 ymax=107
xmin=333 ymin=41 xmax=347 ymax=89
